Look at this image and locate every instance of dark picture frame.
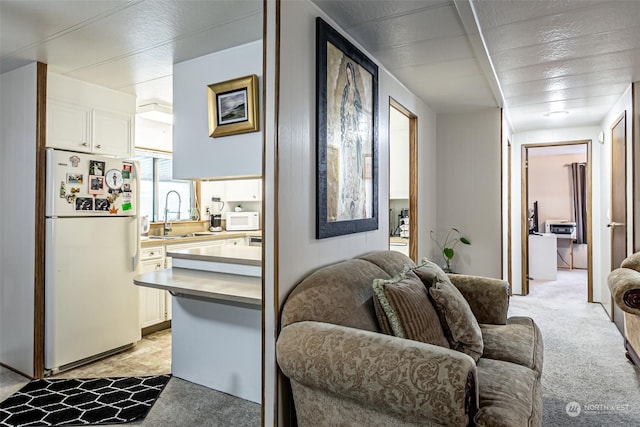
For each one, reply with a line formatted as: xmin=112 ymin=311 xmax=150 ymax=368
xmin=316 ymin=17 xmax=379 ymax=239
xmin=207 ymin=74 xmax=259 ymax=138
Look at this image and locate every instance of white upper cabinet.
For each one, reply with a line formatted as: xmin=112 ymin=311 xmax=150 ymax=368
xmin=225 ymin=179 xmax=262 ymax=202
xmin=46 ymin=73 xmax=135 ymax=157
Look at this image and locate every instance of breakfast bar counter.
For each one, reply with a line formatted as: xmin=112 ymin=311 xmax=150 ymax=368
xmin=167 ymin=245 xmax=262 ymax=276
xmin=134 ymin=265 xmax=261 ymax=404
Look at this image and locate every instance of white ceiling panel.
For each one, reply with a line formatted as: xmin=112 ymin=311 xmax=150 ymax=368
xmin=2 ymin=0 xmax=640 ymax=133
xmin=373 ymin=35 xmax=474 ymax=69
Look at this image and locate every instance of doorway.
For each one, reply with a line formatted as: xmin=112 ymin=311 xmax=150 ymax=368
xmin=520 ymin=141 xmax=593 ymax=299
xmin=388 ymin=99 xmax=417 ymax=261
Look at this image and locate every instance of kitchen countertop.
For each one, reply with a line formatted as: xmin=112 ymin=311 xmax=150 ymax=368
xmin=167 ymin=245 xmax=262 ymax=266
xmin=134 ymin=267 xmax=261 ymax=306
xmin=140 ymin=230 xmax=261 ymax=247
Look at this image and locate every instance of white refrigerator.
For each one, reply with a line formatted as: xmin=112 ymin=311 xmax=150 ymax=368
xmin=45 ymin=148 xmax=141 ymax=373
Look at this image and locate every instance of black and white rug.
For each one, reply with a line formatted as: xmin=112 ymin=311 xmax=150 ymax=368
xmin=0 ymin=374 xmax=170 ymax=427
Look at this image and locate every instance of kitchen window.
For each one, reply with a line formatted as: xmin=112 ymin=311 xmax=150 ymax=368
xmin=135 ymin=149 xmax=197 ymax=222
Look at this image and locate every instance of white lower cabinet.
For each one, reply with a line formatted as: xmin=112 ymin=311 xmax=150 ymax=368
xmin=139 ymin=246 xmax=171 ymax=329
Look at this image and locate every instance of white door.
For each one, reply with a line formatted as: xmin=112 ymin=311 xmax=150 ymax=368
xmin=45 ymin=217 xmax=140 ymax=370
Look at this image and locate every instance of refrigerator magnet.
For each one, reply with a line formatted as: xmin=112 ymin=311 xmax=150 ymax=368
xmin=75 ymin=197 xmax=93 ymax=211
xmin=95 ymin=198 xmax=110 ymax=211
xmin=109 ymin=205 xmax=119 ymax=214
xmin=122 ymin=183 xmax=131 ymax=192
xmin=88 ymin=175 xmax=105 ymax=195
xmin=122 ymin=163 xmax=132 ymax=179
xmin=89 ymin=160 xmax=105 ymax=176
xmin=59 ymin=181 xmax=66 ymax=198
xmin=105 ymin=169 xmax=123 ymax=190
xmin=69 ymin=155 xmax=80 ymax=167
xmin=66 ymin=173 xmax=83 ymax=184
xmin=66 ymin=194 xmax=76 ymax=204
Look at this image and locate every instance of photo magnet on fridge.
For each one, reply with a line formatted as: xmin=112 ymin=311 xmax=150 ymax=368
xmin=89 ymin=160 xmax=105 ymax=176
xmin=88 ymin=175 xmax=105 ymax=195
xmin=75 ymin=197 xmax=93 ymax=211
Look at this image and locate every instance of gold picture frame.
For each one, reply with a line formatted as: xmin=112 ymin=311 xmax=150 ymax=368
xmin=207 ymin=74 xmax=259 ymax=138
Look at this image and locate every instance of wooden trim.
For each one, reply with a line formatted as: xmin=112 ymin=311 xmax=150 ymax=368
xmin=633 ymin=82 xmax=638 ymax=252
xmin=265 ymin=0 xmax=281 ymax=425
xmin=141 ymin=320 xmax=171 ymax=336
xmin=521 ymin=140 xmax=593 ymax=301
xmin=520 ymin=146 xmax=529 ymax=295
xmin=34 ymin=62 xmax=47 ymax=379
xmin=586 ymin=140 xmax=593 ymax=302
xmin=389 ymin=98 xmax=418 ymax=262
xmin=507 ymin=139 xmax=512 ymax=294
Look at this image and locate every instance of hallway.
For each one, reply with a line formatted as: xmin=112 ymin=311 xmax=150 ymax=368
xmin=509 ymin=270 xmax=640 ymax=426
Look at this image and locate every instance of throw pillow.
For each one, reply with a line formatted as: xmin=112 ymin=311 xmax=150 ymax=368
xmin=415 ymin=259 xmax=483 ymax=361
xmin=372 ymin=269 xmax=449 ymax=348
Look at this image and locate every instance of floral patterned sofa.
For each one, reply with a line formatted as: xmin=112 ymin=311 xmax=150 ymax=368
xmin=608 ymin=252 xmax=640 ymax=366
xmin=276 ymin=251 xmax=543 ymax=426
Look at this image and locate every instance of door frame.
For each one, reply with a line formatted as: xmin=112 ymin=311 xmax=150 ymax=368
xmin=520 ymin=140 xmax=593 ymax=299
xmin=389 ymin=98 xmax=418 ymax=262
xmin=610 ymin=112 xmax=627 ymax=325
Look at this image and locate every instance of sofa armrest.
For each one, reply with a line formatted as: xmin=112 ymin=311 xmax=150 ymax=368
xmin=277 ymin=321 xmax=478 ymax=426
xmin=608 ymin=268 xmax=640 ymax=315
xmin=621 ymin=252 xmax=640 ymax=272
xmin=447 ymin=274 xmax=509 ymax=325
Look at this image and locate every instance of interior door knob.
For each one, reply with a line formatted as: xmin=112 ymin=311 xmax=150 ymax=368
xmin=607 ymin=222 xmax=625 ymax=228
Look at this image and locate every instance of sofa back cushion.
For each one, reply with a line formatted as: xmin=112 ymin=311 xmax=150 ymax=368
xmin=415 ymin=259 xmax=484 ymax=361
xmin=372 ymin=271 xmax=450 ymax=348
xmin=281 ymin=258 xmax=391 ymax=331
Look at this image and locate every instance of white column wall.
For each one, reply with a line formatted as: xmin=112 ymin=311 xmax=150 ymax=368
xmin=173 ymin=40 xmax=262 ymax=180
xmin=0 ymin=63 xmax=38 ymax=376
xmin=274 ymin=0 xmax=436 ymax=423
xmin=436 ymin=109 xmax=502 ymax=278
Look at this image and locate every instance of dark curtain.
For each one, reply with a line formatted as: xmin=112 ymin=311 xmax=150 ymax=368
xmin=570 ymin=163 xmax=587 ymax=244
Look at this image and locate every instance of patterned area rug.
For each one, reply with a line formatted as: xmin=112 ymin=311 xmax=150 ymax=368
xmin=0 ymin=375 xmax=170 ymax=427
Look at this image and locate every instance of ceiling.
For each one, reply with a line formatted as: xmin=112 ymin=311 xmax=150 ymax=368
xmin=2 ymin=0 xmax=640 ymax=132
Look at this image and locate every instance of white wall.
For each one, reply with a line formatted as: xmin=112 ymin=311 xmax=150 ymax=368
xmin=173 ymin=40 xmax=262 ymax=180
xmin=0 ymin=63 xmax=38 ymax=376
xmin=502 ymin=113 xmax=513 ymax=282
xmin=272 ymin=0 xmax=437 ymax=423
xmin=511 ymin=127 xmax=602 ymax=297
xmin=436 ymin=109 xmax=502 ymax=278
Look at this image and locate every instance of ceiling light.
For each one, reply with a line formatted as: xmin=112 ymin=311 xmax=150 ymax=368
xmin=137 ymin=102 xmax=173 ymax=124
xmin=544 ymin=110 xmax=569 ymax=118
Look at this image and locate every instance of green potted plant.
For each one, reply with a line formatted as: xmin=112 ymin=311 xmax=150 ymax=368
xmin=430 ymin=228 xmax=471 ymax=273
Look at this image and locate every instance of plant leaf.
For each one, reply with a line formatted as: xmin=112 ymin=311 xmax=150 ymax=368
xmin=443 ymin=248 xmax=454 ymax=260
xmin=460 ymin=237 xmax=471 ymax=245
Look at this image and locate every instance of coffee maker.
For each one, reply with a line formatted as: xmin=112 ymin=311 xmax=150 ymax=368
xmin=210 ymin=197 xmax=225 ymax=232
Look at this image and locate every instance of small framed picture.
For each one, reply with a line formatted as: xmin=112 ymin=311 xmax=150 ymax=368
xmin=207 ymin=74 xmax=259 ymax=138
xmin=88 ymin=175 xmax=105 ymax=195
xmin=89 ymin=160 xmax=105 ymax=176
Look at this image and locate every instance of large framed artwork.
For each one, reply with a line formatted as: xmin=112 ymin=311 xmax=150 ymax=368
xmin=207 ymin=74 xmax=259 ymax=138
xmin=316 ymin=17 xmax=379 ymax=239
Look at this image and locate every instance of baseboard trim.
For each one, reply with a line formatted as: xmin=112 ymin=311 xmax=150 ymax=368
xmin=142 ymin=320 xmax=171 ymax=336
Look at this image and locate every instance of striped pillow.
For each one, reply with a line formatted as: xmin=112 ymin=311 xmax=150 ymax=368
xmin=373 ymin=271 xmax=449 ymax=348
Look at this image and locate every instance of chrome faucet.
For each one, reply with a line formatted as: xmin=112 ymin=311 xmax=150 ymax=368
xmin=164 ymin=190 xmax=182 ymax=236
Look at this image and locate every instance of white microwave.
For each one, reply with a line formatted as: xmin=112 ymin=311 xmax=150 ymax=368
xmin=226 ymin=211 xmax=260 ymax=231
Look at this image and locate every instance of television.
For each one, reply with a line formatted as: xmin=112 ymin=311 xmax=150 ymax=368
xmin=529 ymin=201 xmax=539 ymax=234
